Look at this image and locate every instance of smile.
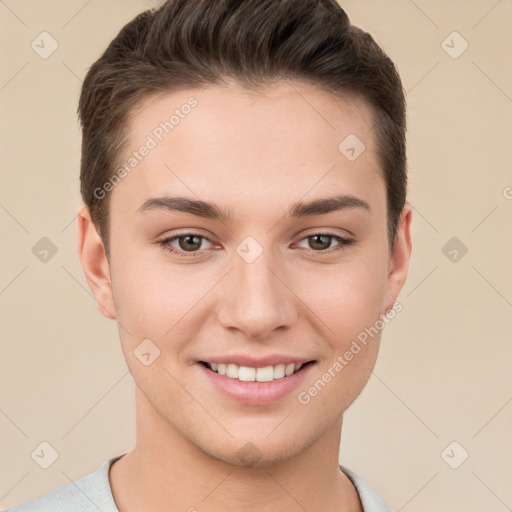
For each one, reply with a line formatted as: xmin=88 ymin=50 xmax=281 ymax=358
xmin=197 ymin=357 xmax=317 ymax=405
xmin=201 ymin=361 xmax=308 ymax=382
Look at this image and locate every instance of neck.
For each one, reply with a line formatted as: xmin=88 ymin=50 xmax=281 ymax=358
xmin=109 ymin=386 xmax=362 ymax=512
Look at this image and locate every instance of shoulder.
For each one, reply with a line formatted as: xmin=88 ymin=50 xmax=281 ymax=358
xmin=339 ymin=464 xmax=394 ymax=512
xmin=5 ymin=455 xmax=123 ymax=512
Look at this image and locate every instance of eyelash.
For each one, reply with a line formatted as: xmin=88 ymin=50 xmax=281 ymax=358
xmin=157 ymin=231 xmax=355 ymax=258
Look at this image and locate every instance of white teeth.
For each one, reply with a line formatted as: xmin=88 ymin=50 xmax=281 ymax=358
xmin=255 ymin=366 xmax=274 ymax=382
xmin=239 ymin=367 xmax=256 ymax=381
xmin=273 ymin=364 xmax=285 ymax=379
xmin=285 ymin=363 xmax=295 ymax=376
xmin=226 ymin=363 xmax=239 ymax=378
xmin=205 ymin=361 xmax=307 ymax=381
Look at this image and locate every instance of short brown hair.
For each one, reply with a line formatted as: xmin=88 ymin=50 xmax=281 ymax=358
xmin=78 ymin=0 xmax=407 ymax=259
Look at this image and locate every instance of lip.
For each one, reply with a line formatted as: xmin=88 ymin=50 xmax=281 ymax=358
xmin=197 ymin=360 xmax=316 ymax=405
xmin=198 ymin=354 xmax=313 ymax=367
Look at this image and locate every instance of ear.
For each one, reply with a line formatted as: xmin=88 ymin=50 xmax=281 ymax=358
xmin=76 ymin=203 xmax=117 ymax=320
xmin=384 ymin=202 xmax=412 ymax=311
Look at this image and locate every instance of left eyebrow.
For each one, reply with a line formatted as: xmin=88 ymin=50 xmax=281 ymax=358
xmin=137 ymin=196 xmax=233 ymax=222
xmin=136 ymin=193 xmax=371 ymax=221
xmin=288 ymin=194 xmax=371 ymax=217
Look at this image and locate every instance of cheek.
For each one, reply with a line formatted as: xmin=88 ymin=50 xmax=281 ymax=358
xmin=110 ymin=224 xmax=389 ymax=347
xmin=295 ymin=263 xmax=387 ymax=412
xmin=110 ymin=252 xmax=215 ymax=344
xmin=292 ymin=251 xmax=389 ymax=344
xmin=109 ymin=260 xmax=210 ymax=389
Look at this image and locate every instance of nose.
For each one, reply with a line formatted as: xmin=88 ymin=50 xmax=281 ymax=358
xmin=216 ymin=249 xmax=298 ymax=340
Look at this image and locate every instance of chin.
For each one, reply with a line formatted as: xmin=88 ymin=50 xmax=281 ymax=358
xmin=189 ymin=426 xmax=317 ymax=469
xmin=205 ymin=442 xmax=305 ymax=468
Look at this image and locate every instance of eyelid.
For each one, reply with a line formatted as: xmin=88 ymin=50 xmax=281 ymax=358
xmin=157 ymin=230 xmax=217 ymax=255
xmin=299 ymin=227 xmax=354 ymax=240
xmin=298 ymin=225 xmax=356 ymax=240
xmin=157 ymin=229 xmax=355 ymax=258
xmin=293 ymin=231 xmax=355 ymax=251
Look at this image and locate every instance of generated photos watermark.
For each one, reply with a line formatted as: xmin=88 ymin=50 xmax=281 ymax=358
xmin=297 ymin=301 xmax=403 ymax=405
xmin=93 ymin=96 xmax=198 ymax=200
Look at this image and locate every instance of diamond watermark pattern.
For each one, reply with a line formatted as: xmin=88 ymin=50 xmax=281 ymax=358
xmin=236 ymin=236 xmax=263 ymax=264
xmin=338 ymin=133 xmax=366 ymax=161
xmin=441 ymin=441 xmax=469 ymax=469
xmin=32 ymin=237 xmax=58 ymax=263
xmin=442 ymin=236 xmax=468 ymax=263
xmin=441 ymin=31 xmax=468 ymax=59
xmin=31 ymin=441 xmax=59 ymax=469
xmin=31 ymin=31 xmax=59 ymax=59
xmin=236 ymin=442 xmax=263 ymax=466
xmin=134 ymin=338 xmax=161 ymax=366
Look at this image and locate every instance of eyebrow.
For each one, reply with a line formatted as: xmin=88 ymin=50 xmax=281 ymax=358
xmin=136 ymin=193 xmax=371 ymax=221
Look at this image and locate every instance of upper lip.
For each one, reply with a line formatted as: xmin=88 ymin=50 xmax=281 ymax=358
xmin=198 ymin=354 xmax=315 ymax=368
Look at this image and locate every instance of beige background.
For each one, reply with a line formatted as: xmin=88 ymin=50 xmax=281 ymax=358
xmin=1 ymin=0 xmax=511 ymax=510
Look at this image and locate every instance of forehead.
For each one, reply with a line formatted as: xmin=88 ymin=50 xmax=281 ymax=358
xmin=111 ymin=81 xmax=384 ymax=220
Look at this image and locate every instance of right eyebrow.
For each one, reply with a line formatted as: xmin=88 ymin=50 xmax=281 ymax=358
xmin=136 ymin=193 xmax=371 ymax=221
xmin=288 ymin=194 xmax=372 ymax=217
xmin=137 ymin=196 xmax=233 ymax=222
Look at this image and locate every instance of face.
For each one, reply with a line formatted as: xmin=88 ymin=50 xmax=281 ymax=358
xmin=78 ymin=80 xmax=411 ymax=467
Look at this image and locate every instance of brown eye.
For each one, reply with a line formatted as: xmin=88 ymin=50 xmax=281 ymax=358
xmin=158 ymin=232 xmax=215 ymax=257
xmin=308 ymin=234 xmax=332 ymax=250
xmin=295 ymin=233 xmax=355 ymax=253
xmin=177 ymin=234 xmax=203 ymax=251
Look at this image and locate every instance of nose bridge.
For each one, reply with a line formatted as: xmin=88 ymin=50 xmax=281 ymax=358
xmin=217 ymin=239 xmax=297 ymax=339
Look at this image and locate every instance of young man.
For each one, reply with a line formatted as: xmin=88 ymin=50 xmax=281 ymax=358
xmin=8 ymin=0 xmax=411 ymax=510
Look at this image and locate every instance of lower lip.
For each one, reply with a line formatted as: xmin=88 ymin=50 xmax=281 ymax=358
xmin=197 ymin=362 xmax=315 ymax=405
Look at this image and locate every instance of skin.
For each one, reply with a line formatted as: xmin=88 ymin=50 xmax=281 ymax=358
xmin=77 ymin=80 xmax=412 ymax=511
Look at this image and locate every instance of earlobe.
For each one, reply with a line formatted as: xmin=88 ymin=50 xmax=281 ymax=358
xmin=76 ymin=203 xmax=117 ymax=320
xmin=385 ymin=202 xmax=413 ymax=311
